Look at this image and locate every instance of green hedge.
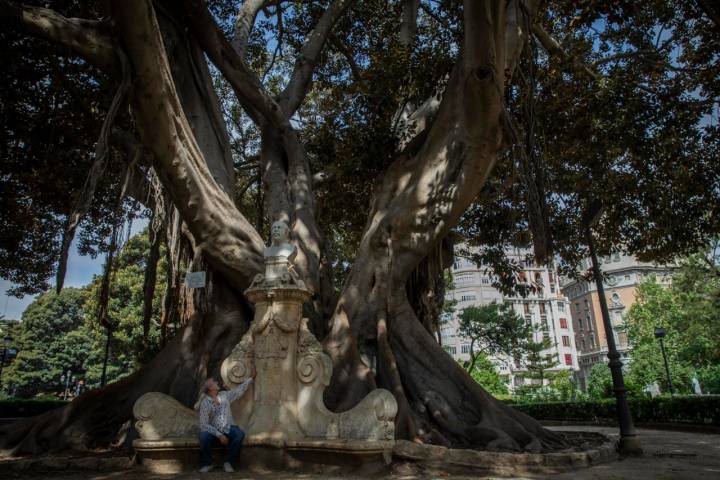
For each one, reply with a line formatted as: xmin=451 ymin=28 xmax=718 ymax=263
xmin=0 ymin=398 xmax=68 ymax=418
xmin=508 ymin=396 xmax=720 ymax=426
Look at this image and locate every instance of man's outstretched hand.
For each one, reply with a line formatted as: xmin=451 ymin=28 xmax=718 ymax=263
xmin=219 ymin=434 xmax=229 ymax=446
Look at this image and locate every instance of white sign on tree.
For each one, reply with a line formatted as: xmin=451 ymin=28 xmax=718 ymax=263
xmin=185 ymin=271 xmax=206 ymax=289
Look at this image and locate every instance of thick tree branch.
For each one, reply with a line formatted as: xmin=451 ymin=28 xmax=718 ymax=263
xmin=185 ymin=0 xmax=286 ymax=129
xmin=0 ymin=1 xmax=117 ymax=73
xmin=329 ymin=33 xmax=364 ymax=84
xmin=531 ymin=23 xmax=599 ymax=81
xmin=277 ymin=0 xmax=354 ymax=115
xmin=185 ymin=0 xmax=326 ymax=301
xmin=326 ymin=0 xmax=542 ymax=409
xmin=399 ymin=0 xmax=420 ymax=48
xmin=231 ymin=0 xmax=267 ymax=58
xmin=111 ymin=0 xmax=264 ymax=291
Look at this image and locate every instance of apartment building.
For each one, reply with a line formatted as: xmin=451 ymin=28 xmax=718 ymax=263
xmin=443 ymin=246 xmax=579 ymax=389
xmin=560 ymin=253 xmax=677 ymax=390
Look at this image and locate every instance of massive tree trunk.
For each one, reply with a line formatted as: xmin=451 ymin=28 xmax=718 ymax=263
xmin=0 ymin=0 xmax=259 ymax=454
xmin=0 ymin=0 xmax=567 ymax=456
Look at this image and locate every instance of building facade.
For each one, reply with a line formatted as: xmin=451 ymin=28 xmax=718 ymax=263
xmin=443 ymin=246 xmax=579 ymax=389
xmin=560 ymin=253 xmax=677 ymax=390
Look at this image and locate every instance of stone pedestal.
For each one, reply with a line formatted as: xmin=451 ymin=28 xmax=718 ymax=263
xmin=132 ymin=223 xmax=397 ymax=471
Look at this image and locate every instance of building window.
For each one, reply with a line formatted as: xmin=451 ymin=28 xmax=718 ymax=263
xmin=575 ymin=302 xmax=580 ymax=313
xmin=560 ymin=317 xmax=568 ymax=329
xmin=523 ymin=303 xmax=530 ymax=314
xmin=539 ymin=303 xmax=546 ymax=315
xmin=578 ymin=317 xmax=583 ymax=330
xmin=519 ymin=271 xmax=527 ymax=283
xmin=460 ymin=295 xmax=476 ymax=302
xmin=481 ymin=276 xmax=490 ymax=284
xmin=535 ymin=272 xmax=543 ymax=284
xmin=558 ymin=302 xmax=565 ymax=312
xmin=461 ymin=344 xmax=471 ymax=354
xmin=562 ymin=336 xmax=571 ymax=347
xmin=444 ymin=345 xmax=457 ymax=355
xmin=564 ymin=354 xmax=573 ymax=366
xmin=581 ymin=339 xmax=586 ymax=350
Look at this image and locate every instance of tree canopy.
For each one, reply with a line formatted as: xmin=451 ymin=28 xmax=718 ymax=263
xmin=2 ymin=232 xmax=164 ymax=398
xmin=457 ymin=302 xmax=534 ymax=372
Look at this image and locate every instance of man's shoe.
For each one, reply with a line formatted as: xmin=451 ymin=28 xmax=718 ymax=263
xmin=223 ymin=462 xmax=235 ymax=472
xmin=199 ymin=465 xmax=213 ymax=473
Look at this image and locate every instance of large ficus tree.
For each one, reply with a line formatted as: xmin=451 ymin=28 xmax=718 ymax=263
xmin=0 ymin=0 xmax=717 ymax=455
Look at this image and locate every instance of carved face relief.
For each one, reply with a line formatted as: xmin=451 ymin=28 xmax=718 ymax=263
xmin=270 ymin=220 xmax=290 ymax=245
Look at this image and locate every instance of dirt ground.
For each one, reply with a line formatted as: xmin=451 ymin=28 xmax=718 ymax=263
xmin=1 ymin=426 xmax=718 ymax=480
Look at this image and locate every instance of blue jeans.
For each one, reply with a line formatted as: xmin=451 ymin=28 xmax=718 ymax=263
xmin=199 ymin=425 xmax=245 ymax=467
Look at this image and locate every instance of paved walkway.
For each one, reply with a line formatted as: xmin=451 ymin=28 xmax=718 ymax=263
xmin=544 ymin=426 xmax=720 ymax=480
xmin=1 ymin=426 xmax=718 ymax=480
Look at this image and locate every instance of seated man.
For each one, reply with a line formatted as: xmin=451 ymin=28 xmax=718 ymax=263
xmin=197 ymin=367 xmax=256 ymax=473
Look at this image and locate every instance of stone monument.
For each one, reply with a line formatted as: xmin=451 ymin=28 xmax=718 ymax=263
xmin=132 ymin=220 xmax=397 ymax=472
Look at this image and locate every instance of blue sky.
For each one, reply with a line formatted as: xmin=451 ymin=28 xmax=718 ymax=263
xmin=0 ymin=219 xmax=148 ymax=321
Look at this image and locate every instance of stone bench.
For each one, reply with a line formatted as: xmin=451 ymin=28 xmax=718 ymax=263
xmin=133 ymin=436 xmax=395 ymax=474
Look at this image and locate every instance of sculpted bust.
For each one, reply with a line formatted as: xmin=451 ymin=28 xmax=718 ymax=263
xmin=265 ymin=221 xmax=296 ymax=263
xmin=250 ymin=220 xmax=306 ymax=290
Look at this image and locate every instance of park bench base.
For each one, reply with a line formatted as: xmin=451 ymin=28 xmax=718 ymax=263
xmin=132 ymin=437 xmax=395 ymax=474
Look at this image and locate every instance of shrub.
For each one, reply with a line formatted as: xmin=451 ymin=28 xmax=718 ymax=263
xmin=508 ymin=395 xmax=720 ymax=426
xmin=697 ymin=365 xmax=720 ymax=394
xmin=0 ymin=398 xmax=68 ymax=418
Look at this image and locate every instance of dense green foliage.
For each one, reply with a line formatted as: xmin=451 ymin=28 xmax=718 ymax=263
xmin=466 ymin=353 xmax=508 ymax=396
xmin=459 ymin=1 xmax=720 ymax=291
xmin=457 ymin=302 xmax=533 ymax=372
xmin=509 ymin=396 xmax=720 ymax=427
xmin=1 ymin=233 xmax=164 ymax=398
xmin=585 ymin=362 xmax=644 ymax=399
xmin=623 ymin=251 xmax=720 ymax=394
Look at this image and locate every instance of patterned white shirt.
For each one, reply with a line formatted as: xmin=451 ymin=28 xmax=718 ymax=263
xmin=198 ymin=378 xmax=253 ymax=438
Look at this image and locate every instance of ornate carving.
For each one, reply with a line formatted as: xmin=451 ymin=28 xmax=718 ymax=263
xmin=133 ymin=220 xmax=398 ymax=453
xmin=255 ymin=324 xmax=289 ymax=359
xmin=221 ymin=332 xmax=255 ymax=387
xmin=134 ymin=392 xmax=198 ymax=440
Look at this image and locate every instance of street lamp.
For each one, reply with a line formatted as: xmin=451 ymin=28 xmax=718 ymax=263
xmin=0 ymin=335 xmax=18 ymax=395
xmin=583 ymin=201 xmax=642 ymax=455
xmin=654 ymin=327 xmax=674 ymax=396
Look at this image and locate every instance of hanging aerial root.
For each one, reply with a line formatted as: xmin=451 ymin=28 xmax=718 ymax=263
xmin=56 ymin=47 xmax=131 ymax=292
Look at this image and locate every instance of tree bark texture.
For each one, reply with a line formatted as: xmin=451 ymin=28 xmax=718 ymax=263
xmin=0 ymin=0 xmax=567 ymax=455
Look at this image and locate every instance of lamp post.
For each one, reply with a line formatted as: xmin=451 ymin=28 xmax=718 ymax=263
xmin=654 ymin=327 xmax=674 ymax=396
xmin=583 ymin=202 xmax=642 ymax=455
